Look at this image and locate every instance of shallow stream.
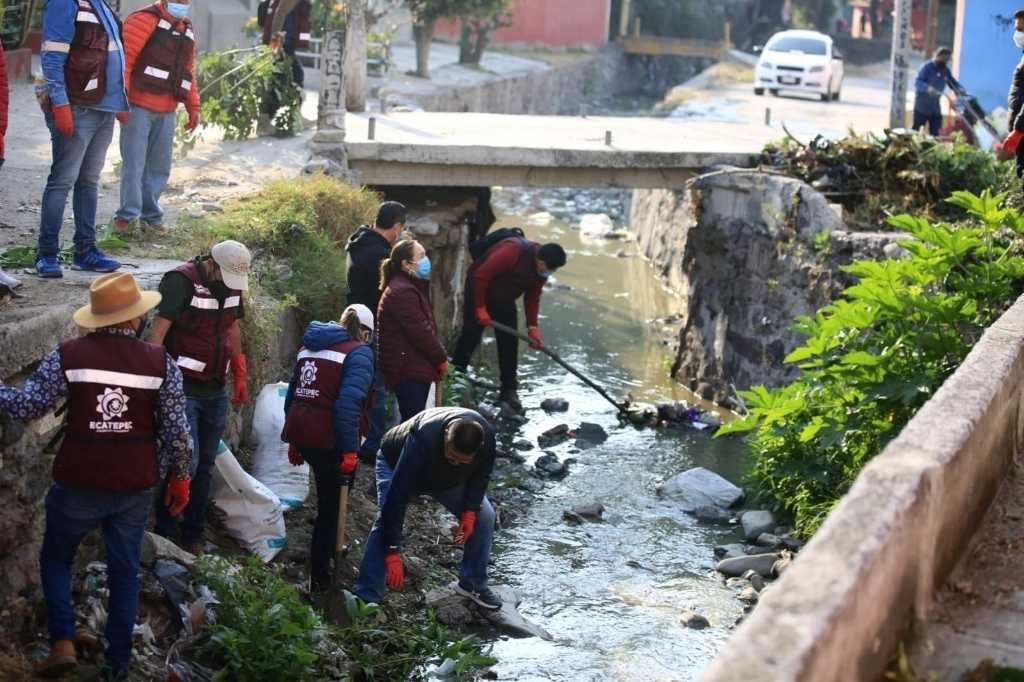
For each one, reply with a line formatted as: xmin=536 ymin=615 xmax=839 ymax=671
xmin=468 ymin=189 xmax=748 ymax=681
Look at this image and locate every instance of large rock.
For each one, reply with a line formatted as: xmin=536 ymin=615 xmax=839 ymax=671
xmin=741 ymin=510 xmax=776 ymax=542
xmin=656 ymin=467 xmax=744 ymax=511
xmin=426 ymin=584 xmax=551 ymax=639
xmin=716 ymin=552 xmax=782 ymax=578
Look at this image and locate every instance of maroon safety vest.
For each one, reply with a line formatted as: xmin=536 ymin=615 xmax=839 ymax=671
xmin=471 ymin=241 xmax=542 ymax=305
xmin=55 ymin=334 xmax=166 ymax=491
xmin=261 ymin=0 xmax=312 ymax=48
xmin=281 ymin=339 xmax=369 ymax=449
xmin=130 ymin=4 xmax=195 ymax=102
xmin=65 ymin=0 xmax=121 ymax=105
xmin=166 ymin=259 xmax=241 ymax=384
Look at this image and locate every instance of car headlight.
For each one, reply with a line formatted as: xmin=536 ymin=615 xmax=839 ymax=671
xmin=809 ymin=65 xmax=825 ymax=73
xmin=759 ymin=62 xmax=774 ymax=69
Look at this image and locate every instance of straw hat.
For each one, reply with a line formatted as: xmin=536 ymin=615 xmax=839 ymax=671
xmin=72 ymin=272 xmax=162 ymax=328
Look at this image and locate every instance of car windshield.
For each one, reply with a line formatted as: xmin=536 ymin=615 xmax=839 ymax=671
xmin=767 ymin=36 xmax=827 ymax=55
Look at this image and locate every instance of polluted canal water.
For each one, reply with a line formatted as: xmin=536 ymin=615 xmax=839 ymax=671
xmin=472 ymin=189 xmax=749 ymax=681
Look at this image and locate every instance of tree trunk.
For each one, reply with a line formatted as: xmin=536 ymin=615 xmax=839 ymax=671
xmin=345 ymin=0 xmax=367 ymax=112
xmin=458 ymin=16 xmax=471 ymax=64
xmin=413 ymin=20 xmax=434 ymax=79
xmin=468 ymin=27 xmax=490 ymax=67
xmin=869 ymin=0 xmax=880 ymax=39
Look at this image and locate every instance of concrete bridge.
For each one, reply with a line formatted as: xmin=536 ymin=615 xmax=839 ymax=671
xmin=339 ymin=111 xmax=782 ymax=190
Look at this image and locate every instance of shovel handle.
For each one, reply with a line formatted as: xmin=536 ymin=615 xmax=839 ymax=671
xmin=335 ymin=484 xmax=349 ymax=555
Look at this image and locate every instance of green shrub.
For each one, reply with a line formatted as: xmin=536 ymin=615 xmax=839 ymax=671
xmin=719 ymin=190 xmax=1024 ymax=536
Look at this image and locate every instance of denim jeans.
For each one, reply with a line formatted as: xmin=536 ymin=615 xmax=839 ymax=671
xmin=39 ymin=106 xmax=115 ymax=257
xmin=361 ymin=368 xmax=387 ymax=458
xmin=116 ymin=107 xmax=175 ymax=227
xmin=393 ymin=379 xmax=430 ymax=422
xmin=154 ymin=393 xmax=228 ymax=542
xmin=40 ymin=484 xmax=153 ymax=671
xmin=353 ymin=453 xmax=495 ymax=604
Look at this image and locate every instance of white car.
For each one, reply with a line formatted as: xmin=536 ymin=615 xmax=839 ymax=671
xmin=754 ymin=30 xmax=845 ymax=101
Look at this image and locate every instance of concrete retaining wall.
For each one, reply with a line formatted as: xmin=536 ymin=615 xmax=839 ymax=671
xmin=701 ymin=294 xmax=1024 ymax=681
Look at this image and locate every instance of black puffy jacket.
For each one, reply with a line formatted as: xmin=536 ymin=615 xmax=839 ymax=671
xmin=345 ymin=225 xmax=392 ymax=312
xmin=1008 ymin=54 xmax=1024 ymax=133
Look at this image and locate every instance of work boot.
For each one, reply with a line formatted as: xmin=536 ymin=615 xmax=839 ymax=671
xmin=499 ymin=388 xmax=521 ymax=412
xmin=36 ymin=638 xmax=77 ymax=678
xmin=181 ymin=540 xmax=206 ymax=557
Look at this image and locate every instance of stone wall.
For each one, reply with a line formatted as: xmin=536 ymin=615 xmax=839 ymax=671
xmin=630 ymin=170 xmax=901 ymax=402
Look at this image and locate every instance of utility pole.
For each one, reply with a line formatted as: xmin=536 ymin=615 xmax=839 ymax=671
xmin=889 ymin=0 xmax=912 ymax=129
xmin=924 ymin=0 xmax=939 ymax=57
xmin=345 ymin=0 xmax=368 ymax=112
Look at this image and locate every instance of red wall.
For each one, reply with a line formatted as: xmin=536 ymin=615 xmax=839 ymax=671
xmin=435 ymin=0 xmax=610 ymax=49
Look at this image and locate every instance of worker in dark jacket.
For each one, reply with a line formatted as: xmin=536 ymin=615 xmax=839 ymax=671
xmin=451 ymin=236 xmax=567 ymax=409
xmin=353 ymin=408 xmax=501 ymax=609
xmin=1003 ymin=9 xmax=1024 ymax=178
xmin=346 ymin=201 xmax=405 ymax=461
xmin=376 ymin=239 xmax=448 ymax=420
xmin=912 ymin=46 xmax=961 ymax=136
xmin=282 ymin=304 xmax=375 ymax=593
xmin=0 ymin=272 xmax=192 ymax=680
xmin=257 ymin=0 xmax=311 ymax=131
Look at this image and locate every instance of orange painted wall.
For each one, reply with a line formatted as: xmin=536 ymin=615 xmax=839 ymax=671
xmin=434 ymin=0 xmax=611 ymax=49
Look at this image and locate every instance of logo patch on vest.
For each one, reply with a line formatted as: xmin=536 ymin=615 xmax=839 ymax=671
xmin=91 ymin=387 xmax=134 ymax=431
xmin=295 ymin=360 xmax=320 ymax=398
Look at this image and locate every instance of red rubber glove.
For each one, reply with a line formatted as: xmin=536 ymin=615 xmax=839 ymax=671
xmin=115 ymin=111 xmax=129 ymax=126
xmin=52 ymin=104 xmax=74 ymax=137
xmin=165 ymin=476 xmax=192 ymax=517
xmin=455 ymin=511 xmax=477 ymax=545
xmin=1004 ymin=130 xmax=1024 ymax=154
xmin=476 ymin=308 xmax=491 ymax=327
xmin=384 ymin=553 xmax=404 ymax=590
xmin=185 ymin=108 xmax=200 ymax=133
xmin=437 ymin=360 xmax=448 ymax=379
xmin=339 ymin=452 xmax=357 ymax=475
xmin=230 ymin=355 xmax=248 ymax=406
xmin=287 ymin=444 xmax=304 ymax=466
xmin=527 ymin=327 xmax=543 ymax=349
xmin=0 ymin=135 xmax=5 ymax=160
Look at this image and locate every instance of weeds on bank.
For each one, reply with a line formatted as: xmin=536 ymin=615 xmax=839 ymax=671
xmin=197 ymin=556 xmax=495 ymax=681
xmin=0 ymin=236 xmax=131 ymax=268
xmin=718 ymin=190 xmax=1024 ymax=536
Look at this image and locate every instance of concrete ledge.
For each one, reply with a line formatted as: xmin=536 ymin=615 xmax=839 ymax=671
xmin=0 ymin=304 xmax=79 ymax=378
xmin=702 ymin=294 xmax=1024 ymax=681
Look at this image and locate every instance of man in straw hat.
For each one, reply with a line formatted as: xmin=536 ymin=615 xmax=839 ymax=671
xmin=0 ymin=272 xmax=193 ymax=680
xmin=149 ymin=239 xmax=251 ymax=556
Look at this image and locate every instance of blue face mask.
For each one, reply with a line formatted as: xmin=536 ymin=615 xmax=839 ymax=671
xmin=539 ymin=270 xmax=552 ymax=279
xmin=416 ymin=256 xmax=431 ymax=278
xmin=166 ymin=2 xmax=189 ymax=18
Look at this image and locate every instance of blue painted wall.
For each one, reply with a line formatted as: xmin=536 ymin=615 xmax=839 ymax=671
xmin=957 ymin=1 xmax=1019 ymax=128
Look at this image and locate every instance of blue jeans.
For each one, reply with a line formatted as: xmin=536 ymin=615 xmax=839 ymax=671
xmin=116 ymin=107 xmax=175 ymax=227
xmin=40 ymin=484 xmax=153 ymax=671
xmin=39 ymin=106 xmax=115 ymax=257
xmin=353 ymin=453 xmax=495 ymax=604
xmin=393 ymin=379 xmax=430 ymax=421
xmin=154 ymin=393 xmax=228 ymax=543
xmin=912 ymin=110 xmax=942 ymax=136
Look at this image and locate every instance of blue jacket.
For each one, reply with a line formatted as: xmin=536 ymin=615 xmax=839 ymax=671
xmin=283 ymin=321 xmax=374 ymax=454
xmin=41 ymin=0 xmax=128 ymax=112
xmin=377 ymin=408 xmax=496 ymax=552
xmin=913 ymin=59 xmax=961 ymax=117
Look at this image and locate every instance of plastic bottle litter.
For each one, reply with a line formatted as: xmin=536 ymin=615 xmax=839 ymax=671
xmin=34 ymin=75 xmax=50 ymax=112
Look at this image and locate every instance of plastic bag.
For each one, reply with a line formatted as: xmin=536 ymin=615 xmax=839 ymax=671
xmin=251 ymin=382 xmax=309 ymax=511
xmin=210 ymin=441 xmax=286 ymax=562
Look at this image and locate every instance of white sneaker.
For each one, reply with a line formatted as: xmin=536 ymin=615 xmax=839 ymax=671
xmin=0 ymin=269 xmax=22 ymax=289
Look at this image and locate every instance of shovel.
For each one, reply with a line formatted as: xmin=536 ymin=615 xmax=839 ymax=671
xmin=490 ymin=320 xmax=629 ymax=414
xmin=324 ymin=475 xmax=353 ymax=627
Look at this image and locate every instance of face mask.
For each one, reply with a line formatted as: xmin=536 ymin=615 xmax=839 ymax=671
xmin=416 ymin=256 xmax=431 ymax=278
xmin=166 ymin=2 xmax=189 ymax=18
xmin=1015 ymin=31 xmax=1024 ymax=49
xmin=538 ymin=270 xmax=552 ymax=279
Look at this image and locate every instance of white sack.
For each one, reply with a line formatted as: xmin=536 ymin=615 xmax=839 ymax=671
xmin=251 ymin=382 xmax=309 ymax=511
xmin=210 ymin=441 xmax=286 ymax=562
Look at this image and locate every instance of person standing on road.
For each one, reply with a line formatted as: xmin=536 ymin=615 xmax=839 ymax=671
xmin=451 ymin=235 xmax=566 ymax=410
xmin=35 ymin=0 xmax=129 ymax=278
xmin=148 ymin=240 xmax=251 ymax=557
xmin=112 ymin=0 xmax=200 ymax=232
xmin=912 ymin=46 xmax=962 ymax=136
xmin=353 ymin=407 xmax=501 ymax=610
xmin=282 ymin=304 xmax=375 ymax=593
xmin=1002 ymin=9 xmax=1024 ymax=179
xmin=346 ymin=200 xmax=405 ymax=462
xmin=0 ymin=272 xmax=192 ymax=681
xmin=0 ymin=43 xmax=22 ymax=291
xmin=376 ymin=239 xmax=448 ymax=419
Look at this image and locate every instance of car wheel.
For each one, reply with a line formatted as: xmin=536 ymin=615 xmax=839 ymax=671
xmin=820 ymin=80 xmax=832 ymax=102
xmin=769 ymin=88 xmax=779 ymax=96
xmin=754 ymin=87 xmax=764 ymax=96
xmin=832 ymin=87 xmax=840 ymax=102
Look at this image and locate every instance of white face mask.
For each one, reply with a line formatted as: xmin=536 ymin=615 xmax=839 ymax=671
xmin=1015 ymin=30 xmax=1024 ymax=49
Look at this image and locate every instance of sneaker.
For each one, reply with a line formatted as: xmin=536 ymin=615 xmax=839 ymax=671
xmin=35 ymin=638 xmax=76 ymax=678
xmin=71 ymin=249 xmax=120 ymax=273
xmin=112 ymin=219 xmax=130 ymax=231
xmin=35 ymin=256 xmax=64 ymax=278
xmin=0 ymin=269 xmax=21 ymax=288
xmin=455 ymin=583 xmax=502 ymax=610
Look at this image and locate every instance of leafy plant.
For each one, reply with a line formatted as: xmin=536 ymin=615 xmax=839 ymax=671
xmin=0 ymin=236 xmax=130 ymax=268
xmin=719 ymin=190 xmax=1024 ymax=536
xmin=441 ymin=366 xmax=476 ymax=407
